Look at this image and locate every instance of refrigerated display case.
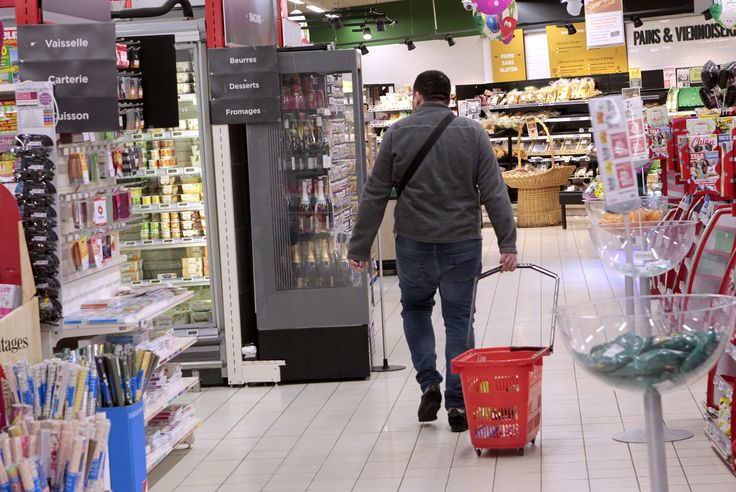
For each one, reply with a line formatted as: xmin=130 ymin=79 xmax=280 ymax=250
xmin=114 ymin=20 xmax=226 ymax=383
xmin=246 ymin=49 xmax=371 ymax=382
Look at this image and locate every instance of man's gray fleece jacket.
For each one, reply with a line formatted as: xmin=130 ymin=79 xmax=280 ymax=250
xmin=348 ymin=102 xmax=517 ymax=261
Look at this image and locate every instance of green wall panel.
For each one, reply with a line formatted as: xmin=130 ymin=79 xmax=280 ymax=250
xmin=309 ymin=0 xmax=478 ymax=47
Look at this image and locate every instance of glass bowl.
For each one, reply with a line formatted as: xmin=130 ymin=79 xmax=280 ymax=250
xmin=556 ymin=295 xmax=736 ymax=392
xmin=584 ymin=196 xmax=669 ymax=226
xmin=588 ymin=220 xmax=697 ymax=277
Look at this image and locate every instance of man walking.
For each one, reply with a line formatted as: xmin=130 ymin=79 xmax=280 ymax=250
xmin=348 ymin=70 xmax=518 ymax=432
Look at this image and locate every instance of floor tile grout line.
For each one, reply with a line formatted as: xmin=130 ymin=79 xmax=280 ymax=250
xmin=211 ymin=384 xmax=310 ymax=491
xmin=171 ymin=386 xmax=274 ymax=488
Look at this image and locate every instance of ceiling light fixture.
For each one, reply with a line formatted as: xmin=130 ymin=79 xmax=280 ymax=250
xmin=565 ymin=23 xmax=577 ymax=35
xmin=405 ymin=39 xmax=416 ymax=51
xmin=632 ymin=16 xmax=643 ymax=28
xmin=359 ymin=44 xmax=369 ymax=55
xmin=289 ymin=8 xmax=302 ymax=15
xmin=289 ymin=0 xmax=304 ymax=4
xmin=306 ymin=4 xmax=325 ymax=13
xmin=445 ymin=34 xmax=456 ymax=47
xmin=329 ymin=16 xmax=344 ymax=29
xmin=376 ymin=20 xmax=386 ymax=32
xmin=362 ymin=25 xmax=373 ymax=40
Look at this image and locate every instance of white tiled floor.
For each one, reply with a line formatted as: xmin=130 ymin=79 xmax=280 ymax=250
xmin=150 ymin=218 xmax=736 ymax=491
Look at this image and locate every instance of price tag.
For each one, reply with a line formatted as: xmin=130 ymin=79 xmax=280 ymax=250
xmin=172 ymin=131 xmax=182 ymax=138
xmin=132 ymin=134 xmax=144 ymax=141
xmin=167 ymin=169 xmax=178 ymax=175
xmin=142 ymin=240 xmax=154 ymax=245
xmin=152 ymin=132 xmax=165 ymax=139
xmin=162 ymin=239 xmax=174 ymax=244
xmin=159 ymin=203 xmax=171 ymax=209
xmin=124 ymin=241 xmax=136 ymax=246
xmin=184 ymin=167 xmax=195 ymax=173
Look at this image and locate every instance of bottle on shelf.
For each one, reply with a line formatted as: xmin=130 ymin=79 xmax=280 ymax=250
xmin=314 ymin=179 xmax=329 ymax=233
xmin=291 ymin=244 xmax=305 ymax=288
xmin=336 ymin=242 xmax=355 ymax=287
xmin=304 ymin=240 xmax=318 ymax=288
xmin=318 ymin=239 xmax=335 ymax=288
xmin=298 ymin=180 xmax=314 ymax=234
xmin=302 ymin=117 xmax=318 ymax=170
xmin=292 ymin=77 xmax=305 ymax=110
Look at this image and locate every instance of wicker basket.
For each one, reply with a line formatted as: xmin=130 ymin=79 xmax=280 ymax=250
xmin=502 ymin=118 xmax=574 ymax=227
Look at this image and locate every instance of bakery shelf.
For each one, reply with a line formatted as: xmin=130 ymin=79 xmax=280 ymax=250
xmin=132 ymin=202 xmax=205 ymax=214
xmin=121 ymin=237 xmax=208 ymax=251
xmin=144 ymin=376 xmax=200 ymax=423
xmin=146 ymin=418 xmax=201 ymax=472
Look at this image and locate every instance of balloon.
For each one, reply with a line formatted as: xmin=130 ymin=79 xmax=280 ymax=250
xmin=500 ymin=16 xmax=517 ymax=40
xmin=718 ymin=61 xmax=736 ymax=89
xmin=700 ymin=86 xmax=722 ymax=110
xmin=725 ymin=86 xmax=736 ymax=107
xmin=486 ymin=13 xmax=502 ymax=33
xmin=701 ymin=60 xmax=721 ymax=89
xmin=562 ymin=0 xmax=583 ymax=16
xmin=711 ymin=0 xmax=736 ymax=29
xmin=476 ymin=0 xmax=517 ymax=42
xmin=475 ymin=0 xmax=512 ymax=15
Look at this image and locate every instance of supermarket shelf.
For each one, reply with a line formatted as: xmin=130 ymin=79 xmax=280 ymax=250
xmin=154 ymin=322 xmax=215 ymax=331
xmin=368 ymin=106 xmax=412 ymax=113
xmin=146 ymin=418 xmax=201 ymax=472
xmin=123 ymin=129 xmax=199 ymax=143
xmin=121 ymin=237 xmax=208 ymax=251
xmin=369 ymin=119 xmax=404 ymax=128
xmin=62 ymin=255 xmax=128 ymax=286
xmin=132 ymin=202 xmax=205 ymax=214
xmin=144 ymin=376 xmax=200 ymax=423
xmin=62 ymin=220 xmax=135 ymax=244
xmin=52 ymin=291 xmax=194 ymax=344
xmin=705 ymin=419 xmax=733 ymax=463
xmin=489 ymin=133 xmax=591 ymax=141
xmin=155 ymin=336 xmax=198 ymax=368
xmin=482 ymin=95 xmax=657 ymax=112
xmin=133 ymin=167 xmax=202 ymax=178
xmin=544 ymin=116 xmax=592 ymax=123
xmin=129 ymin=277 xmax=210 ymax=288
xmin=717 ymin=375 xmax=733 ymax=400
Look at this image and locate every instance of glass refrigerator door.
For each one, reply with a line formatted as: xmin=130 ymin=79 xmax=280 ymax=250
xmin=277 ymin=71 xmax=361 ymax=292
xmin=117 ymin=42 xmax=214 ymax=330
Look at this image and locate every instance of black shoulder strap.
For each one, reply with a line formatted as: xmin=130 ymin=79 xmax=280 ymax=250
xmin=396 ymin=112 xmax=455 ymax=198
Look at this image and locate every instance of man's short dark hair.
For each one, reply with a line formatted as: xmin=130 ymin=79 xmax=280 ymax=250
xmin=413 ymin=70 xmax=451 ymax=103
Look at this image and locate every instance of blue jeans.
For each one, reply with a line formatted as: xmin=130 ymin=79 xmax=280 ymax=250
xmin=395 ymin=236 xmax=482 ymax=410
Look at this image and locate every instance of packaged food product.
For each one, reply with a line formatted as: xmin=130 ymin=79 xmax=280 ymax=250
xmin=181 ymin=220 xmax=194 ymax=230
xmin=180 ymin=193 xmax=200 ymax=202
xmin=141 ymin=196 xmax=151 ymax=206
xmin=181 ymin=183 xmax=202 ymax=194
xmin=150 ymin=195 xmax=161 ymax=204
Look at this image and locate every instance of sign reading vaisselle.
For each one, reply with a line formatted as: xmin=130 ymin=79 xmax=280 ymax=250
xmin=18 ymin=23 xmax=118 ymax=132
xmin=209 ymin=46 xmax=280 ymax=124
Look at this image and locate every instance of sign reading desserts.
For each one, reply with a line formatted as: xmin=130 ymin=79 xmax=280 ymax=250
xmin=546 ymin=23 xmax=628 ymax=77
xmin=491 ymin=29 xmax=526 ymax=83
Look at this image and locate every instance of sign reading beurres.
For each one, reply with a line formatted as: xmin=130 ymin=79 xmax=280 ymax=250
xmin=18 ymin=23 xmax=119 ymax=132
xmin=209 ymin=46 xmax=280 ymax=124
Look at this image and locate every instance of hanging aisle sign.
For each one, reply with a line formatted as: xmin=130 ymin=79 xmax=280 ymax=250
xmin=17 ymin=23 xmax=119 ymax=132
xmin=491 ymin=29 xmax=526 ymax=82
xmin=547 ymin=23 xmax=628 ymax=77
xmin=208 ymin=46 xmax=281 ymax=124
xmin=584 ymin=0 xmax=625 ymax=48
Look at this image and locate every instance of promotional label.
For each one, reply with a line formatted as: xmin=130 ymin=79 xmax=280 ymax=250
xmin=589 ymin=96 xmax=639 ymax=212
xmin=490 ymin=29 xmax=526 ymax=83
xmin=208 ymin=46 xmax=278 ymax=74
xmin=210 ymin=71 xmax=280 ymax=99
xmin=18 ymin=59 xmax=117 ymax=98
xmin=18 ymin=24 xmax=116 ymax=62
xmin=210 ymin=97 xmax=282 ymax=124
xmin=584 ymin=0 xmax=625 ymax=48
xmin=623 ymin=95 xmax=648 ymax=167
xmin=546 ymin=23 xmax=628 ymax=77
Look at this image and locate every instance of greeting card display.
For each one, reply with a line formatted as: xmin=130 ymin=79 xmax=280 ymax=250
xmin=680 ymin=117 xmax=735 ymax=200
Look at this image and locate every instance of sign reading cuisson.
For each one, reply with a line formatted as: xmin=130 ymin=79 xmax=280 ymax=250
xmin=18 ymin=23 xmax=119 ymax=132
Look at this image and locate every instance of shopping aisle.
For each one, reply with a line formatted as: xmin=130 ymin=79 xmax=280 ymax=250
xmin=149 ymin=219 xmax=736 ymax=492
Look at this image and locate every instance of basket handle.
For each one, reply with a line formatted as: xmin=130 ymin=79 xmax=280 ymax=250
xmin=514 ymin=125 xmax=523 ymax=170
xmin=466 ymin=263 xmax=560 ymax=354
xmin=530 ymin=117 xmax=557 ymax=168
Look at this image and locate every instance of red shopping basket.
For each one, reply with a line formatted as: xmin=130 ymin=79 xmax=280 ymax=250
xmin=451 ymin=263 xmax=559 ymax=456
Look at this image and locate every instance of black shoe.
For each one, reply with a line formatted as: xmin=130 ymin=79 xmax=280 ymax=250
xmin=418 ymin=384 xmax=442 ymax=422
xmin=448 ymin=408 xmax=468 ymax=432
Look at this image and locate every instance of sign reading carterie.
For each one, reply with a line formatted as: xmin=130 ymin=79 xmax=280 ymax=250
xmin=18 ymin=23 xmax=118 ymax=132
xmin=209 ymin=46 xmax=280 ymax=124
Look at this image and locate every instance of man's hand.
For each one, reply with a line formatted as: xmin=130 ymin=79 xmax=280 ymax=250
xmin=349 ymin=259 xmax=370 ymax=272
xmin=499 ymin=253 xmax=518 ymax=272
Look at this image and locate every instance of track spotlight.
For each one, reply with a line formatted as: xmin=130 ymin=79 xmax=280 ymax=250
xmin=362 ymin=25 xmax=373 ymax=40
xmin=359 ymin=44 xmax=369 ymax=55
xmin=632 ymin=16 xmax=643 ymax=28
xmin=704 ymin=10 xmax=713 ymax=20
xmin=376 ymin=20 xmax=386 ymax=32
xmin=445 ymin=34 xmax=456 ymax=46
xmin=565 ymin=23 xmax=577 ymax=35
xmin=329 ymin=16 xmax=343 ymax=29
xmin=405 ymin=39 xmax=416 ymax=51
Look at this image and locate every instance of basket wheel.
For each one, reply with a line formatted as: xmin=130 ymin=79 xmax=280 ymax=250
xmin=518 ymin=448 xmax=525 ymax=456
xmin=475 ymin=449 xmax=482 ymax=457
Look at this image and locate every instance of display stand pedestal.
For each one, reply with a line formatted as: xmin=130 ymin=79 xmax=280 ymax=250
xmin=644 ymin=388 xmax=669 ymax=492
xmin=371 ymin=234 xmax=405 ymax=373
